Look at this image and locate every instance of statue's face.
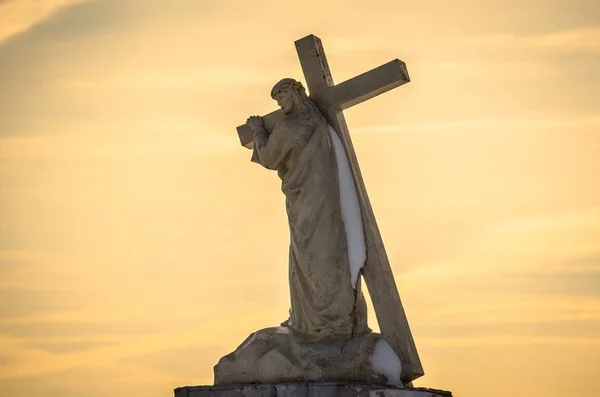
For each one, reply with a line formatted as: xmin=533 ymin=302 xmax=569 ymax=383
xmin=275 ymin=89 xmax=295 ymax=114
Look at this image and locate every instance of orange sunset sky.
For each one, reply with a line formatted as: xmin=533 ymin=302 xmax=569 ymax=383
xmin=0 ymin=1 xmax=599 ymax=396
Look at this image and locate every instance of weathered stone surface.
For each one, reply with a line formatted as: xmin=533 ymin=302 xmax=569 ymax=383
xmin=246 ymin=79 xmax=371 ymax=342
xmin=235 ymin=34 xmax=422 ymax=383
xmin=175 ymin=383 xmax=451 ymax=397
xmin=295 ymin=34 xmax=421 ymax=383
xmin=214 ymin=327 xmax=387 ymax=385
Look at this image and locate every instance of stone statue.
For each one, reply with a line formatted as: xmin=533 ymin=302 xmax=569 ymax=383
xmin=247 ymin=78 xmax=370 ymax=340
xmin=213 ymin=79 xmax=402 ymax=386
xmin=178 ymin=34 xmax=452 ymax=397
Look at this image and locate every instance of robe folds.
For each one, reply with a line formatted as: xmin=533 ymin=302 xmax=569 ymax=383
xmin=253 ymin=111 xmax=369 ymax=340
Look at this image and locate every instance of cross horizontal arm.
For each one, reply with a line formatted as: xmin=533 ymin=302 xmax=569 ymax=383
xmin=328 ymin=59 xmax=410 ymax=111
xmin=236 ymin=58 xmax=409 ymax=148
xmin=236 ymin=109 xmax=285 ymax=149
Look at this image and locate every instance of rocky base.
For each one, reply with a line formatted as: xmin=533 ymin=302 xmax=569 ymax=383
xmin=214 ymin=327 xmax=389 ymax=385
xmin=174 ymin=383 xmax=452 ymax=397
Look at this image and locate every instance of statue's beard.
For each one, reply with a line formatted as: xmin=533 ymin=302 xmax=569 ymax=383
xmin=282 ymin=103 xmax=295 ymax=115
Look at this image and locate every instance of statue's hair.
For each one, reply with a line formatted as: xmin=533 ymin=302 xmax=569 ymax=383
xmin=271 ymin=78 xmax=320 ymax=121
xmin=271 ymin=78 xmax=307 ymax=99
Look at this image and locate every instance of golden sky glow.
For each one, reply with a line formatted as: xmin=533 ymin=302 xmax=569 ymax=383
xmin=0 ymin=1 xmax=599 ymax=396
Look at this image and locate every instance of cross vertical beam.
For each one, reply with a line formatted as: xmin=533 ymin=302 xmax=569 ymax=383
xmin=294 ymin=35 xmax=423 ymax=383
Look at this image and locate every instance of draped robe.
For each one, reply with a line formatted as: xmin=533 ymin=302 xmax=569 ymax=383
xmin=253 ymin=110 xmax=369 ymax=340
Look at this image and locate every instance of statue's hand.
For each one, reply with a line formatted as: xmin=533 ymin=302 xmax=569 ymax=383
xmin=246 ymin=115 xmax=265 ymax=133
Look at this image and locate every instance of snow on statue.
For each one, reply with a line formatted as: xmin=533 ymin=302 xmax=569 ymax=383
xmin=213 ymin=78 xmax=402 ymax=386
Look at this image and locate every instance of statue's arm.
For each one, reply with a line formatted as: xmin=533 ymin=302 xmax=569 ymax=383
xmin=253 ymin=122 xmax=290 ymax=170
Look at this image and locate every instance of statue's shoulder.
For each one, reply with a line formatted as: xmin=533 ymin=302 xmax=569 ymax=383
xmin=274 ymin=114 xmax=315 ymax=133
xmin=274 ymin=117 xmax=292 ymax=130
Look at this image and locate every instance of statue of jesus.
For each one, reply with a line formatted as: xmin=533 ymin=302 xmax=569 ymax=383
xmin=214 ymin=79 xmax=403 ymax=386
xmin=245 ymin=78 xmax=370 ymax=340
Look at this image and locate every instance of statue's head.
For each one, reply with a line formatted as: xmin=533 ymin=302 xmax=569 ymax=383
xmin=271 ymin=78 xmax=307 ymax=115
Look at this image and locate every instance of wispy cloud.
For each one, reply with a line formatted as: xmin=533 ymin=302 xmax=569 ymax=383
xmin=0 ymin=0 xmax=90 ymax=45
xmin=0 ymin=317 xmax=231 ymax=380
xmin=54 ymin=68 xmax=277 ymax=91
xmin=352 ymin=116 xmax=600 ymax=134
xmin=404 ymin=206 xmax=600 ymax=278
xmin=454 ymin=26 xmax=600 ymax=53
xmin=0 ymin=122 xmax=238 ymax=160
xmin=328 ymin=26 xmax=600 ymax=55
xmin=394 ymin=206 xmax=600 ymax=349
xmin=28 ymin=340 xmax=116 ymax=354
xmin=420 ymin=334 xmax=600 ymax=347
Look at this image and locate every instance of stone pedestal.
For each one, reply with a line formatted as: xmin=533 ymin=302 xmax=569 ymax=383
xmin=214 ymin=327 xmax=389 ymax=385
xmin=174 ymin=383 xmax=452 ymax=397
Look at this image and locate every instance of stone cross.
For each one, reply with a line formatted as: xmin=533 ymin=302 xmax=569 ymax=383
xmin=236 ymin=34 xmax=423 ymax=383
